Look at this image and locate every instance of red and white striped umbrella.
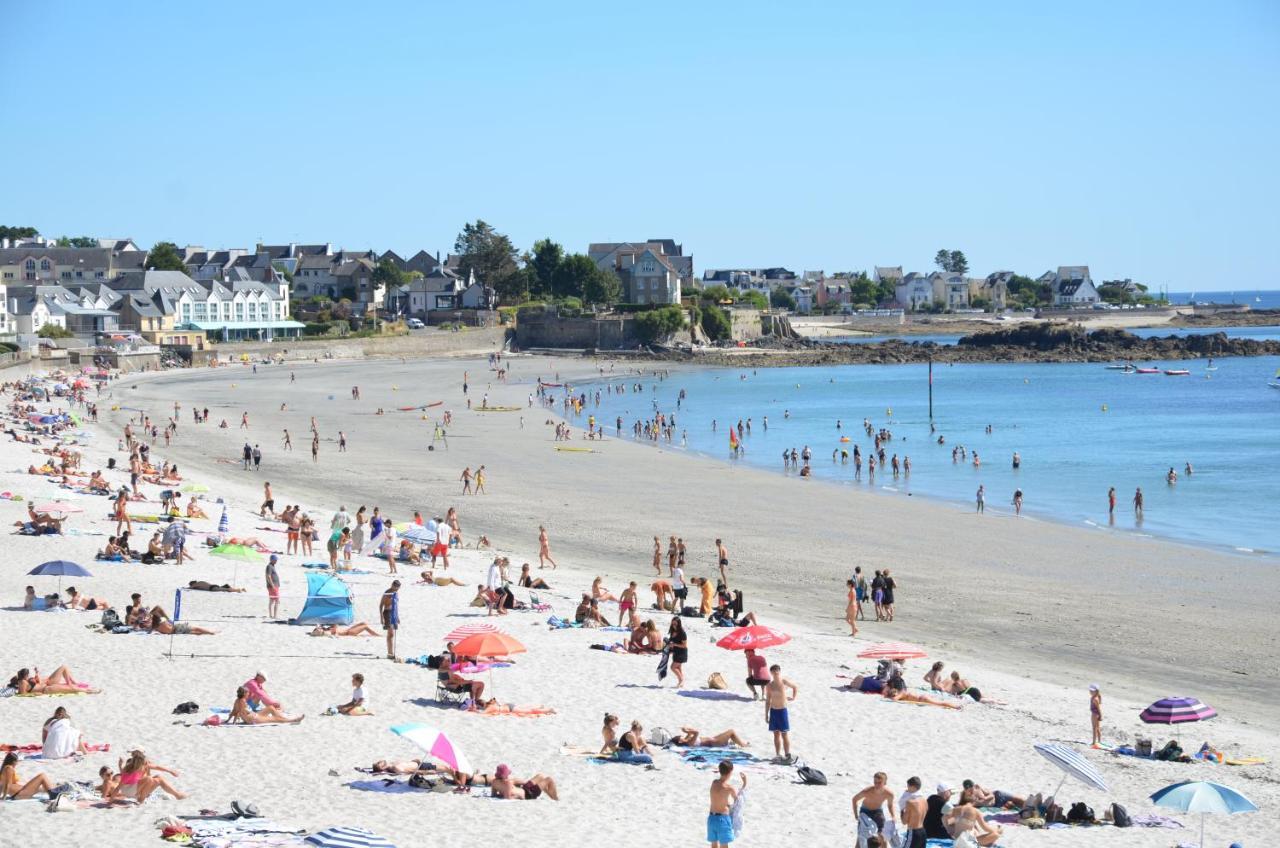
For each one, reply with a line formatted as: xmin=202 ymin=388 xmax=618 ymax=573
xmin=857 ymin=642 xmax=928 ymax=660
xmin=442 ymin=621 xmax=500 ymax=643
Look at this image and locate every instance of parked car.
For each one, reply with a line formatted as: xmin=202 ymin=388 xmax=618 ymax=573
xmin=407 ymin=318 xmax=425 ymax=329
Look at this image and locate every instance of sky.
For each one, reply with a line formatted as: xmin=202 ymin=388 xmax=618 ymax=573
xmin=3 ymin=1 xmax=1278 ymax=291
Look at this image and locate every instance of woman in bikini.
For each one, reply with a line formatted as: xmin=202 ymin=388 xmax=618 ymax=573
xmin=113 ymin=751 xmax=186 ymax=802
xmin=0 ymin=752 xmax=54 ymax=800
xmin=517 ymin=563 xmax=550 ymax=590
xmin=672 ymin=727 xmax=749 ymax=748
xmin=9 ymin=666 xmax=99 ymax=695
xmin=419 ymin=570 xmax=467 ymax=587
xmin=883 ymin=675 xmax=960 ymax=710
xmin=309 ymin=622 xmax=381 ymax=637
xmin=591 ymin=577 xmax=618 ymax=603
xmin=845 ymin=579 xmax=859 ymax=637
xmin=600 ymin=713 xmax=620 ymax=754
xmin=229 ymin=686 xmax=304 ymax=724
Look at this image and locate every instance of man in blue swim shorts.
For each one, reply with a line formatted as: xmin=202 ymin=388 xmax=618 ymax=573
xmin=708 ymin=759 xmax=745 ymax=847
xmin=764 ymin=663 xmax=799 ymax=763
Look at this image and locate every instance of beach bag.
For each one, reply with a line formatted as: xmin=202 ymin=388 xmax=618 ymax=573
xmin=100 ymin=608 xmax=121 ymax=629
xmin=1155 ymin=740 xmax=1183 ymax=761
xmin=172 ymin=701 xmax=199 ymax=715
xmin=425 ymin=654 xmax=443 ymax=670
xmin=707 ymin=672 xmax=727 ymax=690
xmin=796 ymin=765 xmax=827 ymax=786
xmin=1067 ymin=802 xmax=1094 ymax=823
xmin=1044 ymin=802 xmax=1068 ymax=824
xmin=1109 ymin=803 xmax=1132 ymax=828
xmin=46 ymin=793 xmax=75 ymax=813
xmin=647 ymin=727 xmax=672 ymax=747
xmin=408 ymin=772 xmax=434 ymax=789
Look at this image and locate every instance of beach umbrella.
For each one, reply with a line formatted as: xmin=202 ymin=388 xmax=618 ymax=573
xmin=442 ymin=621 xmax=499 ymax=643
xmin=181 ymin=483 xmax=210 ymax=493
xmin=857 ymin=642 xmax=928 ymax=661
xmin=218 ymin=506 xmax=229 ymax=534
xmin=210 ymin=544 xmax=263 ymax=563
xmin=389 ymin=723 xmax=473 ymax=776
xmin=716 ymin=624 xmax=792 ymax=651
xmin=1141 ymin=697 xmax=1218 ymax=725
xmin=401 ymin=524 xmax=434 ymax=545
xmin=1150 ymin=780 xmax=1256 ymax=848
xmin=1034 ymin=742 xmax=1108 ymax=799
xmin=450 ymin=630 xmax=526 ymax=659
xmin=33 ymin=502 xmax=84 ymax=516
xmin=305 ymin=826 xmax=397 ymax=848
xmin=29 ymin=560 xmax=92 ymax=592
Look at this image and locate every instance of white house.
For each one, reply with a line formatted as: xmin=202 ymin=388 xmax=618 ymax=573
xmin=895 ymin=273 xmax=934 ymax=310
xmin=1050 ymin=266 xmax=1099 ymax=306
xmin=112 ymin=270 xmax=300 ymax=341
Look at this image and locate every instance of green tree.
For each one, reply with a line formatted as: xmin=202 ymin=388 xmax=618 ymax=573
xmin=933 ymin=249 xmax=969 ymax=275
xmin=583 ymin=267 xmax=623 ymax=306
xmin=0 ymin=225 xmax=39 ymax=240
xmin=700 ymin=285 xmax=734 ymax=304
xmin=849 ymin=271 xmax=879 ymax=305
xmin=738 ymin=289 xmax=769 ymax=310
xmin=528 ymin=238 xmax=563 ymax=299
xmin=272 ymin=262 xmax=294 ymax=283
xmin=37 ymin=323 xmax=73 ymax=339
xmin=700 ymin=305 xmax=732 ymax=341
xmin=770 ymin=288 xmax=797 ymax=310
xmin=372 ymin=258 xmax=409 ymax=292
xmin=56 ymin=236 xmax=97 ymax=248
xmin=145 ymin=241 xmax=186 ymax=271
xmin=453 ymin=220 xmax=521 ymax=303
xmin=633 ymin=305 xmax=687 ymax=343
xmin=551 ymin=253 xmax=597 ymax=300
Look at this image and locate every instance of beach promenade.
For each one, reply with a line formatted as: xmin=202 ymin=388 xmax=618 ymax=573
xmin=0 ymin=352 xmax=1274 ymax=846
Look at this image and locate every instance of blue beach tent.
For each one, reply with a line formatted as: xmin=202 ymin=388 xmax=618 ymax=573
xmin=295 ymin=572 xmax=353 ymax=625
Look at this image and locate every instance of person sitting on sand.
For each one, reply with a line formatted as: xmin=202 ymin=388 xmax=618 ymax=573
xmin=600 ymin=713 xmax=621 ymax=754
xmin=96 ymin=536 xmax=130 ymax=562
xmin=309 ymin=622 xmax=381 ymax=637
xmin=148 ymin=612 xmax=217 ymax=636
xmin=96 ymin=765 xmax=120 ymax=801
xmin=112 ymin=750 xmax=187 ymax=802
xmin=960 ymin=780 xmax=1024 ymax=810
xmin=22 ymin=585 xmax=38 ymax=609
xmin=591 ymin=576 xmax=618 ymax=603
xmin=672 ymin=727 xmax=749 ymax=748
xmin=517 ymin=563 xmax=550 ymax=590
xmin=945 ymin=671 xmax=997 ymax=703
xmin=8 ymin=666 xmax=99 ymax=695
xmin=87 ymin=470 xmax=109 ymax=493
xmin=626 ymin=620 xmax=663 ymax=654
xmin=575 ymin=595 xmax=611 ymax=628
xmin=924 ymin=661 xmax=947 ymax=691
xmin=336 ymin=673 xmax=370 ymax=715
xmin=64 ymin=586 xmax=110 ymax=611
xmin=229 ymin=686 xmax=303 ymax=724
xmin=139 ymin=532 xmax=165 ymax=564
xmin=884 ymin=674 xmax=960 ymax=709
xmin=42 ymin=707 xmax=89 ymax=758
xmin=945 ymin=800 xmax=1002 ymax=846
xmin=709 ymin=604 xmax=759 ymax=628
xmin=396 ymin=539 xmax=421 ymax=565
xmin=0 ymin=752 xmax=55 ymax=800
xmin=26 ymin=504 xmax=63 ymax=533
xmin=185 ymin=498 xmax=208 ymax=519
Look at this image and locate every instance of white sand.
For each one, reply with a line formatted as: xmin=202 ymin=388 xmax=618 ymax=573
xmin=1 ymin=353 xmax=1275 ymax=847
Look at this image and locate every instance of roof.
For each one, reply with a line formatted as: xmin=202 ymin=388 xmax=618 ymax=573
xmin=333 ymin=258 xmax=375 ymax=277
xmin=874 ymin=266 xmax=904 ymax=279
xmin=0 ymin=247 xmax=113 ymax=267
xmin=1057 ymin=280 xmax=1083 ymax=296
xmin=297 ymin=254 xmax=336 ymax=271
xmin=1057 ymin=265 xmax=1090 ymax=280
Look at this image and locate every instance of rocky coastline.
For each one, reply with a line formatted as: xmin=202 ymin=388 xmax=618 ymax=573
xmin=643 ymin=323 xmax=1280 ymax=367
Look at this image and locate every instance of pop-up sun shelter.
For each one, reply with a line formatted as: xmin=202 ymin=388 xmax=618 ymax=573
xmin=295 ymin=572 xmax=353 ymax=625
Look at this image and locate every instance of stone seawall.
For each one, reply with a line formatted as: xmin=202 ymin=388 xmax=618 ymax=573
xmin=214 ymin=327 xmax=507 ymax=363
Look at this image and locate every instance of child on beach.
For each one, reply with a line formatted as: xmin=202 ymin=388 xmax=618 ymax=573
xmin=1089 ymin=685 xmax=1102 ymax=746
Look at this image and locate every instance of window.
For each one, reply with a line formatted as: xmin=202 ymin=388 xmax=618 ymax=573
xmin=2 ymin=272 xmax=11 ymax=279
xmin=235 ymin=302 xmax=245 ymax=321
xmin=95 ymin=271 xmax=104 ymax=279
xmin=25 ymin=259 xmax=34 ymax=269
xmin=40 ymin=259 xmax=50 ymax=270
xmin=61 ymin=271 xmax=72 ymax=279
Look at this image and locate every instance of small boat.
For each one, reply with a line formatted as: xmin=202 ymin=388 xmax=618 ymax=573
xmin=1134 ymin=367 xmax=1160 ymax=374
xmin=1164 ymin=369 xmax=1191 ymax=376
xmin=1105 ymin=364 xmax=1128 ymax=370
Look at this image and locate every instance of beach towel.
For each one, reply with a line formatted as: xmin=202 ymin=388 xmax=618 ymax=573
xmin=730 ymin=785 xmax=747 ymax=837
xmin=547 ymin=615 xmax=582 ymax=629
xmin=346 ymin=778 xmax=427 ymax=794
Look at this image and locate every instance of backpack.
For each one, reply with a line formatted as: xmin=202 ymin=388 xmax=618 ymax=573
xmin=1155 ymin=740 xmax=1183 ymax=761
xmin=172 ymin=701 xmax=199 ymax=715
xmin=1067 ymin=802 xmax=1094 ymax=823
xmin=796 ymin=765 xmax=827 ymax=786
xmin=647 ymin=727 xmax=672 ymax=747
xmin=425 ymin=654 xmax=442 ymax=670
xmin=1044 ymin=802 xmax=1068 ymax=824
xmin=100 ymin=608 xmax=121 ymax=629
xmin=1110 ymin=802 xmax=1132 ymax=828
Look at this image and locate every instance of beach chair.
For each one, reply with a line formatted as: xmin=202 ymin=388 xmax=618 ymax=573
xmin=435 ymin=670 xmax=470 ymax=706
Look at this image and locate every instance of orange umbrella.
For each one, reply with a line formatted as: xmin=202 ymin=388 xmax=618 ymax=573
xmin=450 ymin=630 xmax=526 ymax=659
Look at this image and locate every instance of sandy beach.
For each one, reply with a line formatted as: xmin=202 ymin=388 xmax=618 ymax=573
xmin=1 ymin=351 xmax=1275 ymax=847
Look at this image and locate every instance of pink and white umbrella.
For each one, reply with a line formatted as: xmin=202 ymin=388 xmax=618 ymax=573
xmin=390 ymin=723 xmax=473 ymax=775
xmin=33 ymin=502 xmax=84 ymax=516
xmin=857 ymin=642 xmax=928 ymax=660
xmin=443 ymin=621 xmax=499 ymax=643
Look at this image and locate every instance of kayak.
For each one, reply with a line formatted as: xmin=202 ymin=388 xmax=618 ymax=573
xmin=1164 ymin=369 xmax=1190 ymax=376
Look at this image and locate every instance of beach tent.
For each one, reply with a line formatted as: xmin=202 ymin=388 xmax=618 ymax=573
xmin=295 ymin=572 xmax=353 ymax=625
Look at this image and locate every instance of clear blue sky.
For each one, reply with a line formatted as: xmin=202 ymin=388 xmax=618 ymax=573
xmin=4 ymin=1 xmax=1278 ymax=290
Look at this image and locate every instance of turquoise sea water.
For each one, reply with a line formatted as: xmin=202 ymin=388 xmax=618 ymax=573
xmin=581 ymin=355 xmax=1280 ymax=555
xmin=835 ymin=325 xmax=1280 ymax=346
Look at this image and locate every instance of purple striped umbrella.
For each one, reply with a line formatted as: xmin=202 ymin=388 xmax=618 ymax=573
xmin=1141 ymin=697 xmax=1218 ymax=725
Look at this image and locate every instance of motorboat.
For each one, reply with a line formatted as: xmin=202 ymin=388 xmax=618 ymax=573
xmin=1164 ymin=369 xmax=1191 ymax=376
xmin=1134 ymin=367 xmax=1161 ymax=374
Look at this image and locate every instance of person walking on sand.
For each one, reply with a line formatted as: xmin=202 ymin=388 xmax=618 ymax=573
xmin=707 ymin=760 xmax=746 ymax=848
xmin=242 ymin=441 xmax=252 ymax=470
xmin=652 ymin=536 xmax=663 ymax=576
xmin=1133 ymin=487 xmax=1144 ymax=516
xmin=253 ymin=444 xmax=262 ymax=471
xmin=310 ymin=433 xmax=318 ymax=463
xmin=474 ymin=465 xmax=486 ymax=494
xmin=380 ymin=580 xmax=401 ymax=661
xmin=764 ymin=664 xmax=798 ymax=763
xmin=240 ymin=411 xmax=249 ymax=429
xmin=265 ymin=554 xmax=280 ymax=619
xmin=538 ymin=525 xmax=558 ymax=569
xmin=716 ymin=538 xmax=730 ymax=585
xmin=1012 ymin=488 xmax=1023 ymax=516
xmin=845 ymin=579 xmax=859 ymax=637
xmin=851 ymin=772 xmax=897 ymax=841
xmin=338 ymin=431 xmax=347 ymax=452
xmin=260 ymin=482 xmax=274 ymax=518
xmin=282 ymin=429 xmax=292 ymax=451
xmin=1108 ymin=486 xmax=1116 ymax=518
xmin=1089 ymin=684 xmax=1102 ymax=747
xmin=975 ymin=485 xmax=985 ymax=513
xmin=460 ymin=466 xmax=473 ymax=495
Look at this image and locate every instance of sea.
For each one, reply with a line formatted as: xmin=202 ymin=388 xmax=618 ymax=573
xmin=1168 ymin=289 xmax=1280 ymax=309
xmin=581 ymin=341 xmax=1280 ymax=556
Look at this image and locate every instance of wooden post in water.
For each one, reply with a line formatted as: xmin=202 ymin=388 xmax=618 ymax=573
xmin=928 ymin=356 xmax=933 ymax=420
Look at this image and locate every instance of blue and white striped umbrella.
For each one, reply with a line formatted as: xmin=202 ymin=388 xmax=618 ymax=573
xmin=1034 ymin=742 xmax=1108 ymax=795
xmin=305 ymin=827 xmax=396 ymax=848
xmin=218 ymin=506 xmax=229 ymax=534
xmin=1150 ymin=781 xmax=1257 ymax=848
xmin=400 ymin=524 xmax=434 ymax=545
